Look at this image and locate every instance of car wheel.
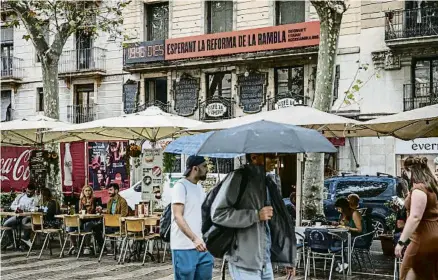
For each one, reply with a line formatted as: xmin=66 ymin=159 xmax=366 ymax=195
xmin=372 ymin=218 xmax=386 ymax=237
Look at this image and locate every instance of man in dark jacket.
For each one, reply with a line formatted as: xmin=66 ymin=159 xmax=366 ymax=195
xmin=211 ymin=153 xmax=296 ymax=280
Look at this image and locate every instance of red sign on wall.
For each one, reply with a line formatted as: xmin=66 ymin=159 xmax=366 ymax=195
xmin=0 ymin=146 xmax=33 ymax=192
xmin=165 ymin=21 xmax=320 ymax=60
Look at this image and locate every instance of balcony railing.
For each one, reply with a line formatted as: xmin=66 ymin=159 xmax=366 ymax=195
xmin=137 ymin=101 xmax=170 ymax=113
xmin=1 ymin=56 xmax=24 ymax=80
xmin=385 ymin=7 xmax=438 ymax=41
xmin=67 ymin=105 xmax=95 ymax=124
xmin=403 ymin=82 xmax=438 ymax=111
xmin=58 ymin=47 xmax=106 ymax=74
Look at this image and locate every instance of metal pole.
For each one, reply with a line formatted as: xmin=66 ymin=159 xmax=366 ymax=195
xmin=295 ymin=154 xmax=303 ymax=227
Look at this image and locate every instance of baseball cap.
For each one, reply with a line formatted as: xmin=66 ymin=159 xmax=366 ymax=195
xmin=183 ymin=156 xmax=206 ymax=176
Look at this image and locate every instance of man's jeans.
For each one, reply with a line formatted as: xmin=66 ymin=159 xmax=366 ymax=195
xmin=3 ymin=216 xmax=32 ymax=242
xmin=229 ymin=262 xmax=274 ymax=280
xmin=172 ymin=249 xmax=214 ymax=280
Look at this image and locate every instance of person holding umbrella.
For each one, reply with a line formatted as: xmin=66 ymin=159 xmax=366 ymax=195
xmin=211 ymin=153 xmax=296 ymax=280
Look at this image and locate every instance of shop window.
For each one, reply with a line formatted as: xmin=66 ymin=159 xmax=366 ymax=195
xmin=145 ymin=2 xmax=169 ymax=41
xmin=275 ymin=0 xmax=305 ymax=25
xmin=275 ymin=66 xmax=304 ymax=96
xmin=206 ymin=72 xmax=232 ymax=98
xmin=207 ymin=1 xmax=233 ymax=34
xmin=36 ymin=87 xmax=44 ymax=112
xmin=143 ymin=77 xmax=168 ymax=111
xmin=208 ymin=158 xmax=234 ymax=174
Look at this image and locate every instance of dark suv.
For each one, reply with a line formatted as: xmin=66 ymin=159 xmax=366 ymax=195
xmin=323 ymin=173 xmax=408 ymax=236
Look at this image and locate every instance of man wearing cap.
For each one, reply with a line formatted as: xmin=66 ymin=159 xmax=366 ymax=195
xmin=171 ymin=156 xmax=214 ymax=279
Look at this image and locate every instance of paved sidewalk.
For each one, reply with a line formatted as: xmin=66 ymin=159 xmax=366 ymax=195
xmin=1 ymin=241 xmax=395 ymax=280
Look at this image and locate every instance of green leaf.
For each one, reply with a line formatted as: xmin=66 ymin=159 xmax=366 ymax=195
xmin=347 ymin=93 xmax=355 ymax=100
xmin=22 ymin=34 xmax=31 ymax=41
xmin=376 ymin=73 xmax=381 ymax=79
xmin=356 ymin=79 xmax=363 ymax=84
xmin=352 ymin=84 xmax=360 ymax=92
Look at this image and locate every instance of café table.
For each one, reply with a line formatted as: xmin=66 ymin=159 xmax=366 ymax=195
xmin=55 ymin=214 xmax=103 ymax=220
xmin=0 ymin=211 xmax=34 ymax=249
xmin=296 ymin=225 xmax=352 ymax=276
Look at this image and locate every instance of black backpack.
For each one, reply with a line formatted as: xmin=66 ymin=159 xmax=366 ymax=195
xmin=201 ymin=167 xmax=248 ymax=258
xmin=159 ymin=182 xmax=187 ymax=243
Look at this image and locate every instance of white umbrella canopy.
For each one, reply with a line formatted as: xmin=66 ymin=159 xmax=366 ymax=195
xmin=186 ymin=105 xmax=374 ymax=137
xmin=0 ymin=115 xmax=71 ymax=146
xmin=46 ymin=106 xmax=204 ymax=142
xmin=362 ymin=104 xmax=438 ymax=140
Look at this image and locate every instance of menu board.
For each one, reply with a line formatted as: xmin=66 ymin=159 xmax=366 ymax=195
xmin=238 ymin=72 xmax=267 ymax=113
xmin=173 ymin=77 xmax=199 ymax=116
xmin=29 ymin=150 xmax=48 ymax=189
xmin=123 ymin=80 xmax=139 ymax=114
xmin=141 ymin=149 xmax=163 ymax=203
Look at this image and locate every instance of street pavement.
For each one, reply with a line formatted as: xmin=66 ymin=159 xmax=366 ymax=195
xmin=1 ymin=241 xmax=396 ymax=280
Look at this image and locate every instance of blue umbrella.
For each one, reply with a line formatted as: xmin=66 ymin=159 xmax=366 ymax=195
xmin=195 ymin=120 xmax=337 ymax=155
xmin=164 ymin=131 xmax=243 ymax=158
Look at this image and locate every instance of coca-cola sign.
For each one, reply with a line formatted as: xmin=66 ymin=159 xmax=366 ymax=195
xmin=0 ymin=147 xmax=32 ymax=192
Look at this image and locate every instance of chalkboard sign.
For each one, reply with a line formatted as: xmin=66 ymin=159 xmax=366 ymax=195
xmin=123 ymin=80 xmax=139 ymax=114
xmin=238 ymin=72 xmax=267 ymax=113
xmin=173 ymin=76 xmax=199 ymax=116
xmin=29 ymin=150 xmax=48 ymax=190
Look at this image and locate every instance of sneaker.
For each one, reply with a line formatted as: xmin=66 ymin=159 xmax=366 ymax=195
xmin=68 ymin=246 xmax=76 ymax=255
xmin=338 ymin=263 xmax=349 ymax=273
xmin=22 ymin=239 xmax=32 ymax=248
xmin=83 ymin=247 xmax=91 ymax=255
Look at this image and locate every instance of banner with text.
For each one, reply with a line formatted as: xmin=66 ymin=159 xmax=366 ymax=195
xmin=165 ymin=21 xmax=320 ymax=60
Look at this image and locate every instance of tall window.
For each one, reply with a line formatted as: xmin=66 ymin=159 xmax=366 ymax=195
xmin=145 ymin=2 xmax=169 ymax=41
xmin=36 ymin=87 xmax=44 ymax=112
xmin=207 ymin=1 xmax=233 ymax=34
xmin=206 ymin=72 xmax=232 ymax=98
xmin=275 ymin=66 xmax=304 ymax=96
xmin=1 ymin=27 xmax=14 ymax=77
xmin=333 ymin=65 xmax=340 ymax=102
xmin=144 ymin=77 xmax=168 ymax=110
xmin=276 ymin=0 xmax=305 ymax=25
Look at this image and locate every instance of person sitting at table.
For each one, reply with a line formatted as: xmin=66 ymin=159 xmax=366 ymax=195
xmin=94 ymin=183 xmax=128 ymax=250
xmin=335 ymin=197 xmax=366 ymax=235
xmin=39 ymin=188 xmax=62 ymax=229
xmin=2 ymin=183 xmax=39 ymax=249
xmin=78 ymin=186 xmax=101 ymax=255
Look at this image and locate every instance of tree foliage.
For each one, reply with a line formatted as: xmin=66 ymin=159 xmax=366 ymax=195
xmin=2 ymin=0 xmax=129 ymax=118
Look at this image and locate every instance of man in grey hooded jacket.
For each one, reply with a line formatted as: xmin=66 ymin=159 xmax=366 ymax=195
xmin=211 ymin=153 xmax=296 ymax=280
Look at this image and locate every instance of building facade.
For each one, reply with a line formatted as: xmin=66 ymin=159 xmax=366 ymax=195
xmin=1 ymin=0 xmax=437 ymax=190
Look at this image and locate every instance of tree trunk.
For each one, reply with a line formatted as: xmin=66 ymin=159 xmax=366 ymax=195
xmin=302 ymin=1 xmax=345 ymax=219
xmin=41 ymin=60 xmax=60 ymax=120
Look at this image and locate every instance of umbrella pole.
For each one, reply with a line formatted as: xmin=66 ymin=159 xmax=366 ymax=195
xmin=295 ymin=154 xmax=303 ymax=227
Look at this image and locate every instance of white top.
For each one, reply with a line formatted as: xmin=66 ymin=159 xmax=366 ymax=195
xmin=170 ymin=178 xmax=206 ymax=250
xmin=10 ymin=193 xmax=38 ymax=211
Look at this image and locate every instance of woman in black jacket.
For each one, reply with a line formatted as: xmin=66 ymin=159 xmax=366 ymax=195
xmin=40 ymin=188 xmax=61 ymax=229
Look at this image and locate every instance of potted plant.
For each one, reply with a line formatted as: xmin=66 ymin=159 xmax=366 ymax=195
xmin=379 ymin=196 xmax=404 ymax=256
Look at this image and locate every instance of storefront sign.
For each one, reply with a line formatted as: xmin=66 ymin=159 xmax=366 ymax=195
xmin=275 ymin=98 xmax=302 ymax=109
xmin=123 ymin=80 xmax=139 ymax=114
xmin=141 ymin=149 xmax=163 ymax=202
xmin=395 ymin=138 xmax=438 ymax=155
xmin=238 ymin=72 xmax=267 ymax=113
xmin=124 ymin=40 xmax=165 ymax=64
xmin=0 ymin=146 xmax=32 ymax=192
xmin=173 ymin=76 xmax=199 ymax=116
xmin=165 ymin=21 xmax=320 ymax=60
xmin=205 ymin=102 xmax=227 ymax=117
xmin=29 ymin=150 xmax=48 ymax=190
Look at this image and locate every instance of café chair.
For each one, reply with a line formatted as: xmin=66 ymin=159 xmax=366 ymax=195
xmin=59 ymin=215 xmax=95 ymax=259
xmin=304 ymin=228 xmax=346 ymax=280
xmin=0 ymin=225 xmax=17 ymax=248
xmin=98 ymin=214 xmax=123 ymax=262
xmin=27 ymin=213 xmax=63 ymax=259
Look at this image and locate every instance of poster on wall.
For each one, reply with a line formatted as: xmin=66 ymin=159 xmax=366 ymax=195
xmin=0 ymin=146 xmax=32 ymax=192
xmin=141 ymin=149 xmax=163 ymax=202
xmin=88 ymin=141 xmax=129 ymax=191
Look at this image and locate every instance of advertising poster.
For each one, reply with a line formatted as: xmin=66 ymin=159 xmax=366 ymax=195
xmin=141 ymin=149 xmax=163 ymax=202
xmin=0 ymin=146 xmax=32 ymax=192
xmin=88 ymin=141 xmax=129 ymax=190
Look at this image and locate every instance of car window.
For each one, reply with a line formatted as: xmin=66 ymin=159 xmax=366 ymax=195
xmin=323 ymin=182 xmax=330 ymax=200
xmin=396 ymin=178 xmax=409 ymax=198
xmin=335 ymin=180 xmax=389 ymax=198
